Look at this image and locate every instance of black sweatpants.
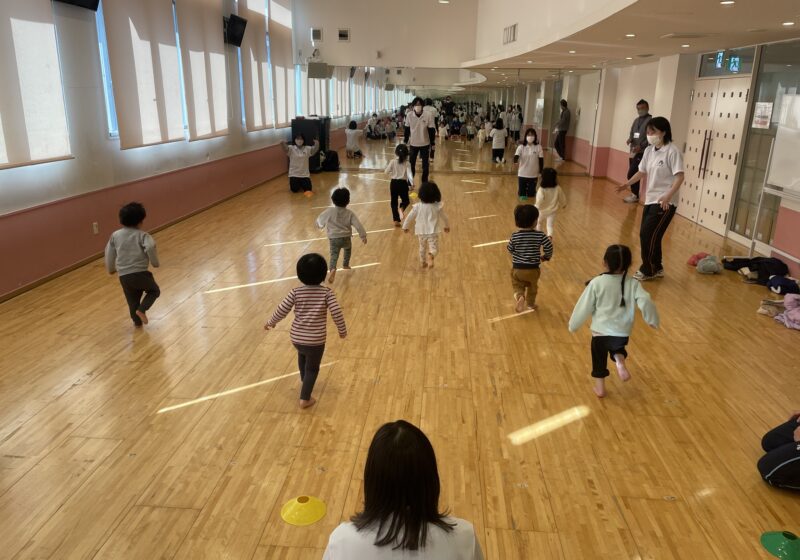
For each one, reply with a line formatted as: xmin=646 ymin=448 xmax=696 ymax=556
xmin=390 ymin=179 xmax=410 ymax=222
xmin=409 ymin=145 xmax=430 ymax=184
xmin=758 ymin=418 xmax=800 ymax=491
xmin=492 ymin=148 xmax=505 ymax=161
xmin=518 ymin=176 xmax=538 ymax=198
xmin=628 ymin=154 xmax=643 ymax=197
xmin=294 ymin=343 xmax=326 ymax=401
xmin=428 ymin=128 xmax=436 ymax=160
xmin=590 ymin=336 xmax=629 ymax=378
xmin=119 ymin=271 xmax=160 ymax=326
xmin=639 ymin=204 xmax=676 ymax=277
xmin=554 ymin=130 xmax=567 ymax=159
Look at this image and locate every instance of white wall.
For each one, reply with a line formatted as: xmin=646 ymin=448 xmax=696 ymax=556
xmin=608 ymin=61 xmax=660 ymax=153
xmin=292 ymin=0 xmax=477 ymax=68
xmin=469 ymin=0 xmax=635 ymax=65
xmin=574 ymin=72 xmax=601 ymax=142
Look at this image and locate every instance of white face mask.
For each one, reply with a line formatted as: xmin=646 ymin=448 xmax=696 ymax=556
xmin=526 ymin=136 xmax=535 ymax=143
xmin=295 ymin=139 xmax=304 ymax=147
xmin=647 ymin=134 xmax=662 ymax=147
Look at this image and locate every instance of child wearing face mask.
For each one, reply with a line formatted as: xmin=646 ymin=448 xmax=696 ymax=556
xmin=403 ymin=97 xmax=434 ymax=186
xmin=282 ymin=134 xmax=320 ymax=198
xmin=513 ymin=128 xmax=544 ymax=200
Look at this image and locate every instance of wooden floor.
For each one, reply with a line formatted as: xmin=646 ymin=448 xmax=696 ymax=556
xmin=1 ymin=138 xmax=798 ymax=560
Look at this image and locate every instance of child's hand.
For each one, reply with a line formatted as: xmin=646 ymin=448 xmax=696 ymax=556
xmin=264 ymin=324 xmax=274 ymax=331
xmin=444 ymin=227 xmax=450 ymax=233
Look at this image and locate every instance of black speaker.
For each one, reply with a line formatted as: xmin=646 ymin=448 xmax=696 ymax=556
xmin=54 ymin=0 xmax=99 ymax=10
xmin=223 ymin=15 xmax=247 ymax=47
xmin=291 ymin=117 xmax=331 ymax=173
xmin=349 ymin=66 xmax=356 ymax=79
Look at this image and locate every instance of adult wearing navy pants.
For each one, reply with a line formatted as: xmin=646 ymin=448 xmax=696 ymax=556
xmin=758 ymin=411 xmax=800 ymax=491
xmin=404 ymin=97 xmax=434 ymax=185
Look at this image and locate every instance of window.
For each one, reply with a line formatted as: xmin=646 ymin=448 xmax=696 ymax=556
xmin=95 ymin=1 xmax=119 ymax=137
xmin=171 ymin=1 xmax=190 ymax=137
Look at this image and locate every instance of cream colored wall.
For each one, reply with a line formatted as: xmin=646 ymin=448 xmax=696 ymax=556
xmin=608 ymin=61 xmax=660 ymax=153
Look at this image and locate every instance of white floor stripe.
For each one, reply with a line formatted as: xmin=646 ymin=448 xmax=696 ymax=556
xmin=312 ymin=199 xmax=391 ymax=209
xmin=204 ymin=263 xmax=381 ymax=294
xmin=472 ymin=240 xmax=509 ymax=248
xmin=468 ymin=215 xmax=497 ymax=220
xmin=464 ymin=190 xmax=489 ymax=194
xmin=488 ymin=309 xmax=537 ymax=323
xmin=461 ymin=179 xmax=486 ymax=185
xmin=264 ymin=229 xmax=395 ymax=247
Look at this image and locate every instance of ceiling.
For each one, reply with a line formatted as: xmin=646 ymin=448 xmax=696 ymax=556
xmin=466 ymin=0 xmax=800 ymax=70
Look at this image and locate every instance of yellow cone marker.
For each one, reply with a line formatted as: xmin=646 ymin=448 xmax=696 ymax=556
xmin=410 ymin=191 xmax=418 ymax=200
xmin=280 ymin=495 xmax=327 ymax=526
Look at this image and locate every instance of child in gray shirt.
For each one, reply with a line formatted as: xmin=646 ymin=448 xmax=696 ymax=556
xmin=315 ymin=188 xmax=367 ymax=284
xmin=105 ymin=202 xmax=160 ymax=327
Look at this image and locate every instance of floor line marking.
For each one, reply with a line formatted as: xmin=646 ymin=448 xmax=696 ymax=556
xmin=489 ymin=309 xmax=537 ymax=323
xmin=468 ymin=215 xmax=497 ymax=220
xmin=464 ymin=190 xmax=489 ymax=194
xmin=312 ymin=199 xmax=391 ymax=209
xmin=204 ymin=263 xmax=380 ymax=294
xmin=461 ymin=179 xmax=486 ymax=185
xmin=264 ymin=229 xmax=395 ymax=247
xmin=472 ymin=240 xmax=509 ymax=248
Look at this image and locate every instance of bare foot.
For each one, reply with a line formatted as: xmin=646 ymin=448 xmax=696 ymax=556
xmin=593 ymin=380 xmax=606 ymax=398
xmin=135 ymin=310 xmax=149 ymax=325
xmin=134 ymin=323 xmax=143 ymax=329
xmin=394 ymin=221 xmax=401 ymax=227
xmin=299 ymin=397 xmax=317 ymax=409
xmin=614 ymin=356 xmax=631 ymax=382
xmin=420 ymin=261 xmax=428 ymax=269
xmin=327 ymin=269 xmax=336 ymax=283
xmin=427 ymin=253 xmax=435 ymax=269
xmin=515 ymin=294 xmax=525 ymax=313
xmin=526 ymin=304 xmax=538 ymax=311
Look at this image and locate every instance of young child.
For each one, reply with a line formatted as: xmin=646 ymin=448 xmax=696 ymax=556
xmin=385 ymin=143 xmax=413 ymax=226
xmin=568 ymin=244 xmax=659 ymax=398
xmin=438 ymin=121 xmax=449 ymax=142
xmin=514 ymin=128 xmax=544 ymax=201
xmin=283 ymin=134 xmax=320 ymax=197
xmin=402 ymin=181 xmax=450 ymax=269
xmin=386 ymin=118 xmax=397 ymax=140
xmin=490 ymin=119 xmax=508 ymax=163
xmin=104 ymin=202 xmax=161 ymax=327
xmin=315 ymin=188 xmax=367 ymax=283
xmin=345 ymin=121 xmax=364 ymax=159
xmin=507 ymin=205 xmax=553 ymax=313
xmin=465 ymin=122 xmax=476 ymax=143
xmin=535 ymin=167 xmax=567 ymax=238
xmin=477 ymin=121 xmax=487 ymax=147
xmin=264 ymin=253 xmax=347 ymax=409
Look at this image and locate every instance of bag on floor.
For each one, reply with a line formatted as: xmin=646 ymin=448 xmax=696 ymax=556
xmin=322 ymin=150 xmax=340 ymax=172
xmin=696 ymin=256 xmax=722 ymax=274
xmin=688 ymin=252 xmax=711 ymax=266
xmin=767 ymin=275 xmax=800 ymax=295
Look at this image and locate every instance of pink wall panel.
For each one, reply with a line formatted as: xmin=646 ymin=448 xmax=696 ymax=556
xmin=566 ymin=136 xmax=592 ymax=169
xmin=0 ymin=144 xmax=289 ymax=299
xmin=772 ymin=204 xmax=800 ymax=276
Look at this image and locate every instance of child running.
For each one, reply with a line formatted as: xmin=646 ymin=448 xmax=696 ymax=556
xmin=385 ymin=144 xmax=413 ymax=227
xmin=283 ymin=134 xmax=320 ymax=197
xmin=438 ymin=121 xmax=449 ymax=143
xmin=105 ymin=202 xmax=161 ymax=327
xmin=507 ymin=204 xmax=553 ymax=313
xmin=514 ymin=128 xmax=544 ymax=201
xmin=264 ymin=253 xmax=347 ymax=409
xmin=315 ymin=188 xmax=367 ymax=283
xmin=490 ymin=118 xmax=508 ymax=163
xmin=535 ymin=167 xmax=567 ymax=238
xmin=568 ymin=244 xmax=659 ymax=398
xmin=402 ymin=181 xmax=450 ymax=269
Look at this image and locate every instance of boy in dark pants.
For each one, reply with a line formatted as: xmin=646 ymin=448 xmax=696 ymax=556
xmin=264 ymin=254 xmax=347 ymax=409
xmin=105 ymin=202 xmax=160 ymax=327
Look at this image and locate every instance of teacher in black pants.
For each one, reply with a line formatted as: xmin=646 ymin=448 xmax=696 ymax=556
xmin=758 ymin=410 xmax=800 ymax=491
xmin=404 ymin=97 xmax=434 ymax=186
xmin=623 ymin=100 xmax=652 ymax=203
xmin=617 ymin=117 xmax=684 ymax=281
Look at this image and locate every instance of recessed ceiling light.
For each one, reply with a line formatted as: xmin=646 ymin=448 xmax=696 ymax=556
xmin=783 ymin=21 xmax=796 ymax=26
xmin=569 ymin=50 xmax=576 ymax=54
xmin=720 ymin=1 xmax=734 ymax=4
xmin=625 ymin=33 xmax=636 ymax=38
xmin=527 ymin=60 xmax=532 ymax=63
xmin=568 ymin=70 xmax=574 ymax=73
xmin=438 ymin=0 xmax=450 ymax=4
xmin=681 ymin=44 xmax=690 ymax=48
xmin=626 ymin=57 xmax=633 ymax=60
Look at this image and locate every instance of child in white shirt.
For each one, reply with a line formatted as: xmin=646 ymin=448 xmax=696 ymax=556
xmin=535 ymin=167 xmax=567 ymax=237
xmin=514 ymin=128 xmax=544 ymax=201
xmin=402 ymin=182 xmax=450 ymax=269
xmin=438 ymin=122 xmax=449 ymax=142
xmin=568 ymin=244 xmax=659 ymax=398
xmin=282 ymin=135 xmax=320 ymax=198
xmin=345 ymin=121 xmax=364 ymax=159
xmin=489 ymin=119 xmax=508 ymax=163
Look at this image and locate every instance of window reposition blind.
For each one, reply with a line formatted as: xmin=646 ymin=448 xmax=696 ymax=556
xmin=0 ymin=0 xmax=71 ymax=169
xmin=174 ymin=0 xmax=229 ymax=140
xmin=239 ymin=0 xmax=273 ymax=131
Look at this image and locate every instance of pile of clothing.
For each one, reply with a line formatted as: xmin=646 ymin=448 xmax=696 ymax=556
xmin=774 ymin=294 xmax=800 ymax=330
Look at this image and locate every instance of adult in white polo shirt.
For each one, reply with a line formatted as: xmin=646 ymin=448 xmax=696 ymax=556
xmin=618 ymin=117 xmax=685 ymax=281
xmin=403 ymin=97 xmax=434 ymax=185
xmin=323 ymin=420 xmax=483 ymax=560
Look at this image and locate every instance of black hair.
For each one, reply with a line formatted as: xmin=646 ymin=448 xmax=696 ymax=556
xmin=514 ymin=204 xmax=539 ymax=228
xmin=494 ymin=118 xmax=504 ymax=130
xmin=636 ymin=99 xmax=649 ymax=108
xmin=351 ymin=420 xmax=454 ymax=550
xmin=603 ymin=245 xmax=633 ymax=306
xmin=418 ymin=182 xmax=441 ymax=204
xmin=119 ymin=202 xmax=146 ymax=227
xmin=293 ymin=133 xmax=309 ymax=145
xmin=348 ymin=121 xmax=357 ymax=130
xmin=523 ymin=127 xmax=538 ymax=146
xmin=540 ymin=168 xmax=557 ymax=188
xmin=425 ymin=98 xmax=433 ymax=106
xmin=647 ymin=116 xmax=672 ymax=144
xmin=296 ymin=253 xmax=328 ymax=285
xmin=412 ymin=96 xmax=424 ymax=107
xmin=395 ymin=143 xmax=409 ymax=164
xmin=560 ymin=99 xmax=568 ymax=108
xmin=331 ymin=188 xmax=350 ymax=208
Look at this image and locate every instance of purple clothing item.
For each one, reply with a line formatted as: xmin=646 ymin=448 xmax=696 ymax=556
xmin=774 ymin=293 xmax=800 ymax=330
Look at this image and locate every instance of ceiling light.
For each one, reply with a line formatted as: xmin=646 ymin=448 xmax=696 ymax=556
xmin=720 ymin=0 xmax=734 ymax=4
xmin=527 ymin=60 xmax=532 ymax=64
xmin=626 ymin=57 xmax=633 ymax=60
xmin=438 ymin=0 xmax=450 ymax=3
xmin=625 ymin=33 xmax=636 ymax=38
xmin=783 ymin=21 xmax=796 ymax=26
xmin=681 ymin=44 xmax=690 ymax=48
xmin=568 ymin=70 xmax=574 ymax=73
xmin=569 ymin=50 xmax=576 ymax=54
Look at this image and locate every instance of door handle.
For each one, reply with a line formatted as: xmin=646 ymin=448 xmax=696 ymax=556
xmin=702 ymin=136 xmax=713 ymax=180
xmin=698 ymin=130 xmax=709 ymax=179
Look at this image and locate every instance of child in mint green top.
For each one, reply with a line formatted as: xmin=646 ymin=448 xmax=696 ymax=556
xmin=569 ymin=244 xmax=659 ymax=398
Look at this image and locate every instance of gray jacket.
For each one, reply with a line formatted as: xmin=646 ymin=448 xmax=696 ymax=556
xmin=628 ymin=114 xmax=652 ymax=156
xmin=556 ymin=108 xmax=571 ymax=132
xmin=105 ymin=227 xmax=159 ymax=276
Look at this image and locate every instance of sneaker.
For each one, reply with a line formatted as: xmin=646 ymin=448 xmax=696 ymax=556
xmin=655 ymin=269 xmax=665 ymax=278
xmin=501 ymin=158 xmax=506 ymax=164
xmin=623 ymin=194 xmax=639 ymax=203
xmin=633 ymin=270 xmax=655 ymax=281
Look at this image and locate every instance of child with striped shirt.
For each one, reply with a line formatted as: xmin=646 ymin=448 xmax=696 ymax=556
xmin=264 ymin=253 xmax=347 ymax=409
xmin=507 ymin=204 xmax=553 ymax=313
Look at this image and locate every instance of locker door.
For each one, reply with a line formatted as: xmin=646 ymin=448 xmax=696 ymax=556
xmin=680 ymin=80 xmax=718 ymax=223
xmin=696 ymin=77 xmax=750 ymax=236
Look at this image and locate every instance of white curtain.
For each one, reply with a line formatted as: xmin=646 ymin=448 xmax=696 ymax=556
xmin=0 ymin=0 xmax=71 ymax=169
xmin=270 ymin=0 xmax=294 ymax=126
xmin=307 ymin=75 xmax=327 ymax=116
xmin=102 ymin=0 xmax=184 ymax=149
xmin=175 ymin=0 xmax=228 ymax=140
xmin=238 ymin=0 xmax=273 ymax=131
xmin=331 ymin=66 xmax=349 ymax=118
xmin=352 ymin=67 xmax=365 ymax=116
